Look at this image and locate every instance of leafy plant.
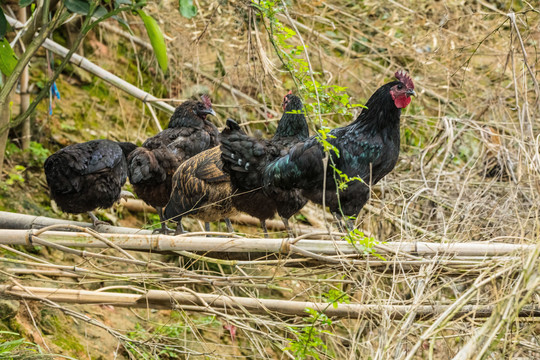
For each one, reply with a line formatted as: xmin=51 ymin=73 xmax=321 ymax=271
xmin=345 ymin=228 xmax=385 ymax=259
xmin=26 ymin=141 xmax=51 ymax=167
xmin=5 ymin=165 xmax=26 ymax=186
xmin=322 ymin=286 xmax=350 ymax=309
xmin=253 ymin=1 xmax=364 ymax=122
xmin=179 ymin=0 xmax=198 ymax=19
xmin=0 ymin=331 xmax=44 ymax=357
xmin=284 ymin=308 xmax=332 ymax=360
xmin=126 ymin=322 xmax=188 ymax=359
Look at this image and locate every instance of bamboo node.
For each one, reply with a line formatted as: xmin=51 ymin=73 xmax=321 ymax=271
xmin=25 ymin=230 xmax=34 ymax=246
xmin=279 ymin=238 xmax=292 ymax=254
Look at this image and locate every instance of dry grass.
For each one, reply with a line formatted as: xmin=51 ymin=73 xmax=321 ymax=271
xmin=2 ymin=0 xmax=540 ymax=359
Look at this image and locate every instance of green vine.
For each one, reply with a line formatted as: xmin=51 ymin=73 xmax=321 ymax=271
xmin=253 ymin=0 xmax=380 ymax=240
xmin=284 ymin=308 xmax=333 ymax=360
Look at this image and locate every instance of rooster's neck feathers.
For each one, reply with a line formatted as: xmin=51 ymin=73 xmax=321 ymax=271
xmin=349 ymin=81 xmax=402 ymax=136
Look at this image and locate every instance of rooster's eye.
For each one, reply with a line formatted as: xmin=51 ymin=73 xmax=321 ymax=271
xmin=397 ymin=84 xmax=403 ymax=90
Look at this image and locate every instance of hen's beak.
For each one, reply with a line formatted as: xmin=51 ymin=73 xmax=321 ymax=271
xmin=200 ymin=108 xmax=217 ymax=117
xmin=407 ymin=89 xmax=416 ymax=97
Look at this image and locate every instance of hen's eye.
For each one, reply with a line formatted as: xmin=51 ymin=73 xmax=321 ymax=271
xmin=397 ymin=84 xmax=403 ymax=90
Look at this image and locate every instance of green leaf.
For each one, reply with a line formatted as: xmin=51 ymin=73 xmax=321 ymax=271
xmin=179 ymin=0 xmax=197 ymax=19
xmin=114 ymin=0 xmax=132 ymax=6
xmin=137 ymin=10 xmax=168 ymax=72
xmin=63 ymin=0 xmax=90 ymax=15
xmin=93 ymin=6 xmax=108 ymax=19
xmin=0 ymin=39 xmax=18 ymax=76
xmin=0 ymin=338 xmax=25 ymax=352
xmin=112 ymin=15 xmax=132 ymax=33
xmin=0 ymin=7 xmax=8 ymax=39
xmin=19 ymin=0 xmax=34 ymax=7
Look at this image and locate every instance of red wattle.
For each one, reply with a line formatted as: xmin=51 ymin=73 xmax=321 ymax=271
xmin=394 ymin=95 xmax=411 ymax=109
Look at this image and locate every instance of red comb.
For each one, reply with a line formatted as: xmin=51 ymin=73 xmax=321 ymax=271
xmin=201 ymin=94 xmax=212 ymax=108
xmin=287 ymin=90 xmax=292 ymax=95
xmin=395 ymin=70 xmax=414 ymax=89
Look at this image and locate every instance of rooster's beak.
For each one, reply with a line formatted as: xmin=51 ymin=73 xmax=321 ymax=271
xmin=407 ymin=89 xmax=416 ymax=97
xmin=200 ymin=108 xmax=217 ymax=117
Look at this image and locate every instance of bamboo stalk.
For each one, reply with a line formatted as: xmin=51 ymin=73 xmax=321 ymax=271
xmin=17 ymin=7 xmax=31 ymax=150
xmin=0 ymin=209 xmax=324 ymax=237
xmin=5 ymin=15 xmax=176 ymax=116
xmin=0 ymin=229 xmax=533 ymax=257
xmin=1 ymin=285 xmax=539 ymax=319
xmin=0 ymin=211 xmax=153 ymax=235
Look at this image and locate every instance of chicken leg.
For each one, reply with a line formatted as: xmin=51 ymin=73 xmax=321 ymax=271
xmin=333 ymin=212 xmax=355 ymax=233
xmin=153 ymin=207 xmax=174 ymax=234
xmin=281 ymin=217 xmax=294 ymax=238
xmin=88 ymin=212 xmax=109 ymax=227
xmin=224 ymin=218 xmax=234 ymax=233
xmin=174 ymin=218 xmax=186 ymax=236
xmin=261 ymin=220 xmax=269 ymax=238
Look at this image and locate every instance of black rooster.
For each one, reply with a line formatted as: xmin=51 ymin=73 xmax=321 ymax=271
xmin=220 ymin=93 xmax=309 ymax=237
xmin=262 ymin=71 xmax=415 ymax=229
xmin=44 ymin=139 xmax=137 ymax=226
xmin=127 ymin=96 xmax=218 ymax=233
xmin=164 ymin=146 xmax=237 ymax=234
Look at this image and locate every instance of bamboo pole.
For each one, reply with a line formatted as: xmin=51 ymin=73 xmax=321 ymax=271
xmin=1 ymin=285 xmax=539 ymax=319
xmin=0 ymin=208 xmax=321 ymax=236
xmin=17 ymin=8 xmax=31 ymax=150
xmin=0 ymin=211 xmax=153 ymax=235
xmin=5 ymin=15 xmax=176 ymax=116
xmin=0 ymin=229 xmax=533 ymax=257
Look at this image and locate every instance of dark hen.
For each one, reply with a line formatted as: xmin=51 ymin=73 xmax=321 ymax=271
xmin=220 ymin=93 xmax=309 ymax=236
xmin=44 ymin=139 xmax=137 ymax=226
xmin=127 ymin=96 xmax=218 ymax=233
xmin=263 ymin=71 xmax=415 ymax=230
xmin=164 ymin=146 xmax=237 ymax=234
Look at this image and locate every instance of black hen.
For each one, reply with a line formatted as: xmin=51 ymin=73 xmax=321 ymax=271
xmin=220 ymin=93 xmax=309 ymax=236
xmin=263 ymin=71 xmax=415 ymax=229
xmin=44 ymin=139 xmax=137 ymax=226
xmin=127 ymin=96 xmax=218 ymax=233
